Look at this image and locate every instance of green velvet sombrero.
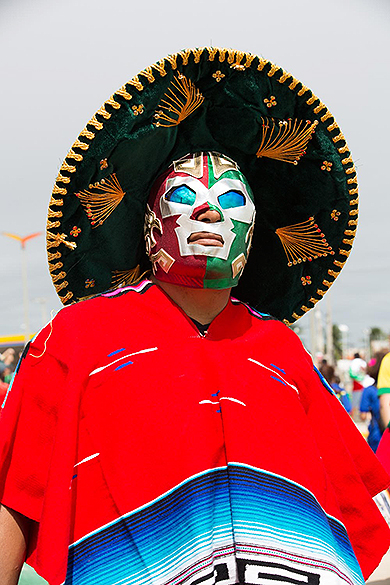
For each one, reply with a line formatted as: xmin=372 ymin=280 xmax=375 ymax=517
xmin=47 ymin=46 xmax=358 ymax=324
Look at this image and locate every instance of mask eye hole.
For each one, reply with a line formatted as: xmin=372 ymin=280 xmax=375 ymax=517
xmin=165 ymin=185 xmax=196 ymax=206
xmin=218 ymin=190 xmax=246 ymax=209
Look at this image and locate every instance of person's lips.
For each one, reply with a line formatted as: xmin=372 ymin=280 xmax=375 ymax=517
xmin=187 ymin=232 xmax=224 ymax=247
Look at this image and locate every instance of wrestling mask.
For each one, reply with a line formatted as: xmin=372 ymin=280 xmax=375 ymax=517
xmin=144 ymin=152 xmax=256 ymax=289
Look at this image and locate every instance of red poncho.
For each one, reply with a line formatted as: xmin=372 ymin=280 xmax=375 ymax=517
xmin=0 ymin=281 xmax=389 ymax=585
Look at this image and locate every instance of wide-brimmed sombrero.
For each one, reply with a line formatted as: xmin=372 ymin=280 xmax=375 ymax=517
xmin=47 ymin=46 xmax=358 ymax=324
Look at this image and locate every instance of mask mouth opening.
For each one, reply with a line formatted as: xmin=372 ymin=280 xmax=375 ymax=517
xmin=187 ymin=232 xmax=224 ymax=247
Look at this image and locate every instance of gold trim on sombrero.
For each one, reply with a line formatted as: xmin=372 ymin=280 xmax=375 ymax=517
xmin=66 ymin=150 xmax=82 ymax=163
xmin=229 ymin=50 xmax=247 ymax=70
xmin=206 ymin=47 xmax=218 ymax=61
xmin=56 ymin=173 xmax=71 ymax=184
xmin=54 ymin=280 xmax=68 ymax=293
xmin=165 ymin=53 xmax=178 ymax=69
xmin=88 ymin=115 xmax=104 ymax=131
xmin=48 ymin=209 xmax=63 ymax=219
xmin=53 ymin=185 xmax=67 ymax=195
xmin=154 ymin=74 xmax=204 ymax=128
xmin=47 ymin=220 xmax=60 ymax=229
xmin=48 ymin=261 xmax=63 ymax=272
xmin=115 ymin=85 xmax=133 ymax=100
xmin=60 ymin=160 xmax=77 ymax=173
xmin=72 ymin=139 xmax=90 ymax=151
xmin=178 ymin=49 xmax=191 ymax=66
xmin=80 ymin=128 xmax=95 ymax=140
xmin=139 ymin=66 xmax=156 ymax=84
xmin=96 ymin=105 xmax=111 ymax=120
xmin=76 ymin=173 xmax=125 ymax=228
xmin=51 ymin=271 xmax=67 ymax=284
xmin=275 ymin=217 xmax=333 ymax=266
xmin=48 ymin=251 xmax=61 ymax=261
xmin=127 ymin=76 xmax=144 ymax=91
xmin=192 ymin=48 xmax=204 ymax=63
xmin=256 ymin=118 xmax=318 ymax=165
xmin=49 ymin=197 xmax=63 ymax=206
xmin=152 ymin=60 xmax=168 ymax=77
xmin=60 ymin=291 xmax=73 ymax=303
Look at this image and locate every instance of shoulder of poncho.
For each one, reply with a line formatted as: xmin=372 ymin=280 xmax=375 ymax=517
xmin=52 ymin=281 xmax=152 ymax=327
xmin=231 ymin=302 xmax=312 ymax=367
xmin=243 ymin=305 xmax=305 ymax=345
xmin=25 ymin=286 xmax=149 ymax=366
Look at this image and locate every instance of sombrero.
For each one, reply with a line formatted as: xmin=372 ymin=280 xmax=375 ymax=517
xmin=47 ymin=46 xmax=358 ymax=324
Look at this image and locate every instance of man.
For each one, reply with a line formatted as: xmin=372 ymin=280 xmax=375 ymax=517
xmin=1 ymin=47 xmax=389 ymax=585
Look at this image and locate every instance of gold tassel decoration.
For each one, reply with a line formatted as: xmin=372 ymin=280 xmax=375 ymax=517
xmin=256 ymin=118 xmax=318 ymax=165
xmin=154 ymin=74 xmax=204 ymax=128
xmin=47 ymin=232 xmax=77 ymax=250
xmin=110 ymin=266 xmax=149 ymax=289
xmin=76 ymin=173 xmax=125 ymax=228
xmin=275 ymin=217 xmax=334 ymax=266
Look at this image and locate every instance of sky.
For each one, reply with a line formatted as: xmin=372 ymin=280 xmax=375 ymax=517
xmin=1 ymin=0 xmax=389 ymax=349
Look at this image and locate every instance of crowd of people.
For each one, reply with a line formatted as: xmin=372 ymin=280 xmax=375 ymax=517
xmin=319 ymin=350 xmax=390 ymax=454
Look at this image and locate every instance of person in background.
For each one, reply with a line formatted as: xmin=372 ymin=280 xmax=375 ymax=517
xmin=0 ymin=349 xmax=15 ymax=388
xmin=331 ymin=374 xmax=352 ymax=414
xmin=318 ymin=361 xmax=352 ymax=414
xmin=349 ymin=352 xmax=366 ymax=418
xmin=0 ymin=364 xmax=9 ymax=408
xmin=360 ymin=352 xmax=387 ymax=452
xmin=375 ymin=352 xmax=390 ymax=474
xmin=0 ymin=349 xmax=15 ymax=368
xmin=2 ymin=366 xmax=13 ymax=386
xmin=319 ymin=358 xmax=334 ymax=385
xmin=378 ymin=352 xmax=390 ymax=430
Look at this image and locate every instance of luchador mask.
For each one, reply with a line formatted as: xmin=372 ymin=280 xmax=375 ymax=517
xmin=144 ymin=152 xmax=256 ymax=289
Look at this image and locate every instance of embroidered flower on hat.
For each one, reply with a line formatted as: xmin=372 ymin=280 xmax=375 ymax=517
xmin=321 ymin=161 xmax=332 ymax=172
xmin=264 ymin=96 xmax=277 ymax=108
xmin=212 ymin=70 xmax=225 ymax=82
xmin=132 ymin=104 xmax=144 ymax=116
xmin=70 ymin=226 xmax=81 ymax=237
